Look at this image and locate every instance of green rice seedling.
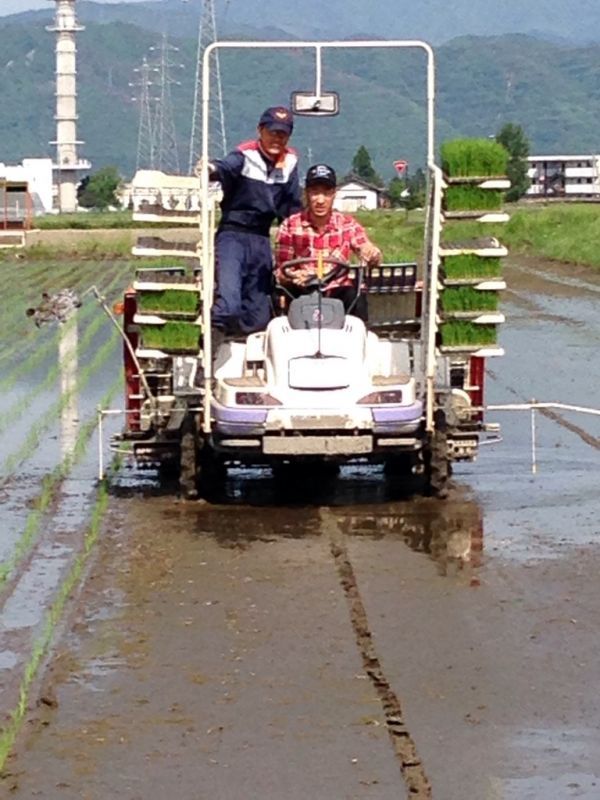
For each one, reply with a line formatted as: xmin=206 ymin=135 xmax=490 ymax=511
xmin=0 ymin=473 xmax=112 ymax=772
xmin=0 ymin=377 xmax=119 ymax=591
xmin=0 ymin=331 xmax=120 ymax=480
xmin=445 ymin=186 xmax=504 ymax=211
xmin=137 ymin=289 xmax=200 ymax=316
xmin=443 ymin=254 xmax=502 ymax=280
xmin=441 ymin=139 xmax=508 ymax=178
xmin=140 ymin=321 xmax=201 ymax=352
xmin=441 ymin=286 xmax=499 ymax=312
xmin=0 ymin=260 xmax=129 ymax=370
xmin=440 ymin=321 xmax=498 ymax=347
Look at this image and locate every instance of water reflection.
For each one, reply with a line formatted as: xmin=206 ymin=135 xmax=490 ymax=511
xmin=58 ymin=314 xmax=79 ymax=460
xmin=113 ymin=463 xmax=484 ymax=577
xmin=335 ymin=497 xmax=483 ymax=577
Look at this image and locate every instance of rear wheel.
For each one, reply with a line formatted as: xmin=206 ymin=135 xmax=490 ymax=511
xmin=179 ymin=413 xmax=200 ymax=499
xmin=424 ymin=411 xmax=450 ymax=499
xmin=199 ymin=445 xmax=227 ymax=499
xmin=384 ymin=452 xmax=415 ymax=477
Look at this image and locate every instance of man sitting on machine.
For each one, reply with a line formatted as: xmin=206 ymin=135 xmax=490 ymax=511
xmin=274 ymin=164 xmax=382 ymax=322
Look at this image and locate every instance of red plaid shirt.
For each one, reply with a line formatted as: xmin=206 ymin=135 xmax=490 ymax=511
xmin=275 ymin=210 xmax=369 ymax=289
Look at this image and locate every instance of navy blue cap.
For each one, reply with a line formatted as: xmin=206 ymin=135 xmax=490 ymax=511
xmin=258 ymin=106 xmax=294 ymax=134
xmin=305 ymin=163 xmax=337 ymax=188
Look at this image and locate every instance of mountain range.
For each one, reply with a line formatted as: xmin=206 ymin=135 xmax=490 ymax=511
xmin=1 ymin=2 xmax=600 ymax=180
xmin=8 ymin=0 xmax=600 ymax=46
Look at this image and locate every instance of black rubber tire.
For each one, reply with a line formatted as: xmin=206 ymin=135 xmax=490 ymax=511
xmin=199 ymin=446 xmax=227 ymax=498
xmin=424 ymin=411 xmax=450 ymax=499
xmin=384 ymin=452 xmax=415 ymax=477
xmin=179 ymin=413 xmax=199 ymax=499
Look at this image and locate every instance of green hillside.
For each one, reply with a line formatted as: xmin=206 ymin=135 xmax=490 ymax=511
xmin=9 ymin=0 xmax=600 ymax=45
xmin=1 ymin=16 xmax=600 ymax=180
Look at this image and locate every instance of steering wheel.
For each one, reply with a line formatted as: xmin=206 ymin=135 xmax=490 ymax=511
xmin=279 ymin=256 xmax=353 ymax=289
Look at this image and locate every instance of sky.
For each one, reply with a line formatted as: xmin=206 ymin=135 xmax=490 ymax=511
xmin=1 ymin=0 xmax=152 ymax=15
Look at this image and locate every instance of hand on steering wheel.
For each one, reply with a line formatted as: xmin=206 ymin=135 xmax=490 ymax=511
xmin=279 ymin=256 xmax=352 ymax=290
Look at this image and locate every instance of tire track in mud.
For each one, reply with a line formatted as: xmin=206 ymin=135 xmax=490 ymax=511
xmin=321 ymin=507 xmax=432 ymax=798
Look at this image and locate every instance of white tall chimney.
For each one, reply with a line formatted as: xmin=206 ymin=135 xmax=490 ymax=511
xmin=46 ymin=0 xmax=91 ymax=213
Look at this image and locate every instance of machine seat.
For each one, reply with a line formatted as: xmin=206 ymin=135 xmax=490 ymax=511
xmin=287 ymin=292 xmax=345 ymax=330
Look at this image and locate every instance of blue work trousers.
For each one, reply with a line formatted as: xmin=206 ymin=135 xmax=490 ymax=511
xmin=212 ymin=230 xmax=273 ymax=334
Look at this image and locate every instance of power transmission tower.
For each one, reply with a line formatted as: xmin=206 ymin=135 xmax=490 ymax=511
xmin=151 ymin=33 xmax=183 ymax=174
xmin=131 ymin=57 xmax=156 ymax=170
xmin=188 ymin=0 xmax=227 ymax=174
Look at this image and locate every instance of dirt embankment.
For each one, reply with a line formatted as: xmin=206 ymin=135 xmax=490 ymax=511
xmin=17 ymin=227 xmax=200 ymax=259
xmin=26 ymin=228 xmax=200 ymax=247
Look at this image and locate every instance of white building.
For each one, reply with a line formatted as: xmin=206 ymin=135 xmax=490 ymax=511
xmin=125 ymin=169 xmax=222 ymax=222
xmin=334 ymin=178 xmax=385 ymax=212
xmin=527 ymin=155 xmax=600 ymax=198
xmin=0 ymin=158 xmax=54 ymax=214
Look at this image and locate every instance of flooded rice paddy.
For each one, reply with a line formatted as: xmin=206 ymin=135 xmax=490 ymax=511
xmin=1 ymin=256 xmax=600 ymax=798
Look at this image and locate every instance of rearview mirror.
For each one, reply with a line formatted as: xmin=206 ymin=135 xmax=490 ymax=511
xmin=291 ymin=91 xmax=340 ymax=117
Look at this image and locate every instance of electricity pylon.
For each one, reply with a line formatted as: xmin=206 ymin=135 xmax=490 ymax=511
xmin=151 ymin=33 xmax=183 ymax=174
xmin=188 ymin=0 xmax=227 ymax=174
xmin=131 ymin=57 xmax=156 ymax=170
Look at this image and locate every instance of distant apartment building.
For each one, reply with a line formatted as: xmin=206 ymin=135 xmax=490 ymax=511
xmin=527 ymin=155 xmax=600 ymax=198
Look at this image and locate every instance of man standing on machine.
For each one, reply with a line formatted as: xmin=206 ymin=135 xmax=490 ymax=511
xmin=200 ymin=106 xmax=302 ymax=336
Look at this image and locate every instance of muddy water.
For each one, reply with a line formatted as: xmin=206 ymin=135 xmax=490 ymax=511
xmin=3 ymin=257 xmax=600 ymax=798
xmin=0 ymin=260 xmax=130 ymax=748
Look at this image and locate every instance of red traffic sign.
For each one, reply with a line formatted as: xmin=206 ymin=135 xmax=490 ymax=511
xmin=393 ymin=160 xmax=408 ymax=175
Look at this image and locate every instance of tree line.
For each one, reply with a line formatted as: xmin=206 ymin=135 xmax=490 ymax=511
xmin=348 ymin=123 xmax=530 ymax=208
xmin=76 ymin=123 xmax=530 ymax=210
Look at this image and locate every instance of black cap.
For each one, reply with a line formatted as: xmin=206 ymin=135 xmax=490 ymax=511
xmin=305 ymin=163 xmax=337 ymax=188
xmin=258 ymin=106 xmax=294 ymax=134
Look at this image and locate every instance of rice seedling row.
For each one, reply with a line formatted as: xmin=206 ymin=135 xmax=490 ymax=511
xmin=441 ymin=138 xmax=508 ymax=178
xmin=0 ymin=379 xmax=120 ymax=590
xmin=0 ymin=261 xmax=130 ymax=369
xmin=440 ymin=321 xmax=498 ymax=347
xmin=0 ymin=329 xmax=120 ymax=482
xmin=444 ymin=186 xmax=504 ymax=211
xmin=440 ymin=286 xmax=499 ymax=312
xmin=439 ymin=137 xmax=509 ymax=349
xmin=0 ymin=476 xmax=111 ymax=772
xmin=0 ymin=262 xmax=102 ymax=364
xmin=0 ymin=304 xmax=118 ymax=436
xmin=0 ymin=259 xmax=86 ymax=312
xmin=0 ymin=262 xmax=80 ymax=345
xmin=442 ymin=254 xmax=502 ymax=280
xmin=0 ymin=261 xmax=77 ymax=298
xmin=0 ymin=265 xmax=128 ymax=405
